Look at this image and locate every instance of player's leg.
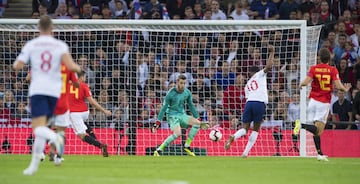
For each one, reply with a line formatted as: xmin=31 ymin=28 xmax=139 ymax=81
xmin=241 ymin=102 xmax=265 ymax=157
xmin=183 ymin=115 xmax=200 ymax=156
xmin=71 ymin=111 xmax=108 ymax=157
xmin=154 ymin=117 xmax=181 ymax=156
xmin=294 ymin=99 xmax=318 ymax=135
xmin=242 ymin=122 xmax=262 ymax=157
xmin=187 ymin=116 xmax=209 ymax=130
xmin=85 ymin=122 xmax=97 ymax=139
xmin=225 ymin=102 xmax=253 ymax=150
xmin=24 ymin=96 xmax=62 ymax=175
xmin=51 ymin=111 xmax=70 ymax=162
xmin=313 ymin=104 xmax=329 ymax=161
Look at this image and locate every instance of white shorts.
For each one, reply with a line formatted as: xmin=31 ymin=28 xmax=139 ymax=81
xmin=306 ymin=98 xmax=330 ymax=124
xmin=54 ymin=110 xmax=70 ymax=127
xmin=70 ymin=111 xmax=89 ymax=135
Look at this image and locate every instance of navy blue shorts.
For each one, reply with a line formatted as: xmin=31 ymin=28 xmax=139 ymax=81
xmin=242 ymin=101 xmax=266 ymax=123
xmin=30 ymin=95 xmax=58 ymax=118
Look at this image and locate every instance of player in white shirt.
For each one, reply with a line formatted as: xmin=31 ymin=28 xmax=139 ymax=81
xmin=13 ymin=15 xmax=81 ymax=176
xmin=225 ymin=45 xmax=275 ymax=157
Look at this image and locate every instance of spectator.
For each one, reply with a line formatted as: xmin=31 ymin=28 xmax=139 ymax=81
xmin=80 ymin=2 xmax=92 ymax=19
xmin=211 ymin=0 xmax=226 ymax=20
xmin=32 ymin=0 xmax=58 ymax=15
xmin=328 ymin=0 xmax=347 ymax=20
xmin=0 ymin=0 xmax=8 ymax=18
xmin=250 ymin=0 xmax=279 ymax=20
xmin=0 ymin=96 xmax=10 ymax=122
xmin=307 ymin=11 xmax=321 ymax=26
xmin=342 ymin=9 xmax=355 ymax=36
xmin=278 ymin=0 xmax=299 ymax=20
xmin=3 ymin=90 xmax=16 ymax=114
xmin=340 ymin=41 xmax=357 ymax=67
xmin=352 ymin=89 xmax=360 ymax=128
xmin=168 ymin=60 xmax=194 ymax=88
xmin=12 ymin=101 xmax=30 ymax=120
xmin=214 ymin=62 xmax=236 ymax=90
xmin=223 ymin=74 xmax=246 ymax=118
xmin=108 ymin=0 xmax=128 ymax=16
xmin=332 ymin=90 xmax=354 ymax=129
xmin=56 ymin=2 xmax=72 ymax=19
xmin=333 ymin=33 xmax=347 ymax=64
xmin=143 ymin=0 xmax=163 ymax=19
xmin=229 ymin=1 xmax=250 ymax=20
xmin=287 ymin=93 xmax=300 ymax=129
xmin=337 ymin=58 xmax=356 ymax=86
xmin=298 ymin=0 xmax=315 ymax=15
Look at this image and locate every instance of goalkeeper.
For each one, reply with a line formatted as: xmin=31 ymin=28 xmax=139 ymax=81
xmin=152 ymin=74 xmax=209 ymax=156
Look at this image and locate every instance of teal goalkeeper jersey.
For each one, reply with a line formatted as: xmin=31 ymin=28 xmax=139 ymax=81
xmin=157 ymin=87 xmax=199 ymax=121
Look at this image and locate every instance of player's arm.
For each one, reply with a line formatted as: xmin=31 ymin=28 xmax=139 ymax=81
xmin=334 ymin=80 xmax=352 ymax=92
xmin=187 ymin=92 xmax=199 ymax=119
xmin=152 ymin=94 xmax=170 ymax=133
xmin=86 ymin=96 xmax=112 ymax=116
xmin=62 ymin=53 xmax=81 ymax=73
xmin=263 ymin=45 xmax=275 ymax=73
xmin=13 ymin=60 xmax=25 ymax=71
xmin=157 ymin=94 xmax=170 ymax=121
xmin=299 ymin=76 xmax=312 ymax=89
xmin=13 ymin=43 xmax=30 ymax=71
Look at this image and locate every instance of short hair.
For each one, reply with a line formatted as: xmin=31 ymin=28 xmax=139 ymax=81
xmin=249 ymin=66 xmax=260 ymax=73
xmin=177 ymin=74 xmax=187 ymax=81
xmin=319 ymin=48 xmax=331 ymax=64
xmin=38 ymin=15 xmax=53 ymax=32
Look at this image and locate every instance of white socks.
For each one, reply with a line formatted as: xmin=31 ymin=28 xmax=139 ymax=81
xmin=234 ymin=128 xmax=246 ymax=139
xmin=242 ymin=131 xmax=259 ymax=156
xmin=25 ymin=126 xmax=57 ymax=174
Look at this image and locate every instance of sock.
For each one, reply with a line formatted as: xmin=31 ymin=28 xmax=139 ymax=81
xmin=313 ymin=135 xmax=323 ymax=155
xmin=56 ymin=131 xmax=65 ymax=155
xmin=158 ymin=133 xmax=179 ymax=151
xmin=302 ymin=124 xmax=318 ymax=135
xmin=84 ymin=135 xmax=102 ymax=148
xmin=242 ymin=131 xmax=259 ymax=156
xmin=27 ymin=126 xmax=54 ymax=170
xmin=86 ymin=127 xmax=97 ymax=139
xmin=234 ymin=128 xmax=246 ymax=139
xmin=185 ymin=125 xmax=199 ymax=147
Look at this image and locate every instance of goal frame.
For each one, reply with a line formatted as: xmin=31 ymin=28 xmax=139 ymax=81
xmin=0 ymin=19 xmax=311 ymax=157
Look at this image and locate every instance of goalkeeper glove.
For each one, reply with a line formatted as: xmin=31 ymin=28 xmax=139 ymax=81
xmin=151 ymin=120 xmax=161 ymax=133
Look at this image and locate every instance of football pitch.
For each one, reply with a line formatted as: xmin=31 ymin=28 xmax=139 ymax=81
xmin=0 ymin=155 xmax=359 ymax=184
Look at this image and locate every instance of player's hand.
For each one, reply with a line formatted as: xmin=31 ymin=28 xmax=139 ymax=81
xmin=268 ymin=45 xmax=275 ymax=53
xmin=151 ymin=120 xmax=161 ymax=133
xmin=343 ymin=83 xmax=352 ymax=92
xmin=104 ymin=110 xmax=112 ymax=116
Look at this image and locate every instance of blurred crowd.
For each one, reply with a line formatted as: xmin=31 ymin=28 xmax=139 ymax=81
xmin=0 ymin=0 xmax=360 ymax=131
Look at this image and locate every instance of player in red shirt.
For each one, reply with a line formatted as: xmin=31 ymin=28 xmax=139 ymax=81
xmin=51 ymin=64 xmax=79 ymax=163
xmin=68 ymin=71 xmax=112 ymax=157
xmin=293 ymin=48 xmax=351 ymax=161
xmin=26 ymin=65 xmax=79 ymax=164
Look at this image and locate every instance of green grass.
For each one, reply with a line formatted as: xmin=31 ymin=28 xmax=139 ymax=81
xmin=0 ymin=155 xmax=359 ymax=184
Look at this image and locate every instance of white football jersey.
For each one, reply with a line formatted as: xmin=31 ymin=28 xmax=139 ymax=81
xmin=16 ymin=35 xmax=69 ymax=98
xmin=244 ymin=69 xmax=268 ymax=103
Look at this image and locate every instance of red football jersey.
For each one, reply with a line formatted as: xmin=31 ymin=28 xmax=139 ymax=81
xmin=54 ymin=64 xmax=78 ymax=115
xmin=307 ymin=63 xmax=340 ymax=103
xmin=69 ymin=81 xmax=92 ymax=112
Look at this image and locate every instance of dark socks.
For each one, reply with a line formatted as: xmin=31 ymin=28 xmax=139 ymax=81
xmin=84 ymin=135 xmax=102 ymax=148
xmin=313 ymin=135 xmax=323 ymax=155
xmin=302 ymin=124 xmax=318 ymax=135
xmin=86 ymin=127 xmax=97 ymax=139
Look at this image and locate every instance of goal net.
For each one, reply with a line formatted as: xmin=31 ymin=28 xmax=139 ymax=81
xmin=0 ymin=19 xmax=321 ymax=157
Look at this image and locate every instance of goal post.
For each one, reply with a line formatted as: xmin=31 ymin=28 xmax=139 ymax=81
xmin=0 ymin=19 xmax=321 ymax=157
